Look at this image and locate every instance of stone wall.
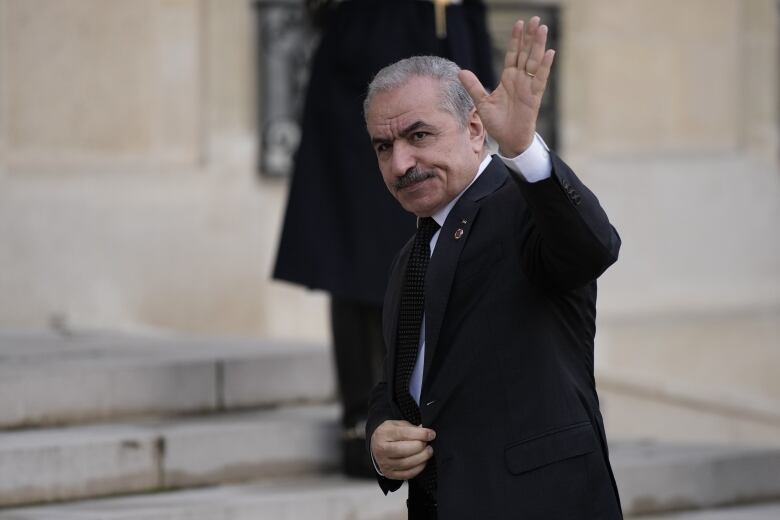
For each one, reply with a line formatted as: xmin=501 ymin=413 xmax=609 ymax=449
xmin=0 ymin=0 xmax=327 ymax=339
xmin=553 ymin=0 xmax=780 ymax=445
xmin=560 ymin=0 xmax=779 ymax=315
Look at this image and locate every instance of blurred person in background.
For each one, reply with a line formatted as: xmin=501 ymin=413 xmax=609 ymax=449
xmin=273 ymin=0 xmax=495 ymax=478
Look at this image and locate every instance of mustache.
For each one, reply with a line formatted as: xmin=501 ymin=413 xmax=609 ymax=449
xmin=394 ymin=167 xmax=435 ymax=190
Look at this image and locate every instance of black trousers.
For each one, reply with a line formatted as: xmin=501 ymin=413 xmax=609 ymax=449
xmin=330 ymin=297 xmax=385 ymax=430
xmin=407 ymin=499 xmax=437 ymax=520
xmin=408 ymin=481 xmax=438 ymax=520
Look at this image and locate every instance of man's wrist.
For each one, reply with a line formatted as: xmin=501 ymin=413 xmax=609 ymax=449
xmin=498 ymin=133 xmax=552 ymax=183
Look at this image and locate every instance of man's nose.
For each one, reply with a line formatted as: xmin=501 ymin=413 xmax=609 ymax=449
xmin=390 ymin=142 xmax=416 ymax=176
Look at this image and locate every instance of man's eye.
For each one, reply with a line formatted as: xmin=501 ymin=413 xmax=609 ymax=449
xmin=376 ymin=143 xmax=391 ymax=153
xmin=412 ymin=132 xmax=428 ymax=141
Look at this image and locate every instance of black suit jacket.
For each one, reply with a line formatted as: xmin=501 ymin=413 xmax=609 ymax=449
xmin=367 ymin=155 xmax=623 ymax=519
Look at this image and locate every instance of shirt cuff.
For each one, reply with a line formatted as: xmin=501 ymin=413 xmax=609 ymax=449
xmin=498 ymin=133 xmax=552 ymax=183
xmin=370 ymin=447 xmax=385 ymax=476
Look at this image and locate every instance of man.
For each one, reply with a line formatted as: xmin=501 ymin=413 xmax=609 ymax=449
xmin=365 ymin=17 xmax=623 ymax=519
xmin=272 ymin=0 xmax=494 ymax=477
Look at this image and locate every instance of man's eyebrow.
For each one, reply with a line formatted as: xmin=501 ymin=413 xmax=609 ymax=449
xmin=399 ymin=121 xmax=432 ymax=136
xmin=370 ymin=121 xmax=433 ymax=146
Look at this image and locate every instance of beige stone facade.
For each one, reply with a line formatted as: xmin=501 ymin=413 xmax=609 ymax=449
xmin=0 ymin=0 xmax=328 ymax=339
xmin=0 ymin=0 xmax=778 ymax=444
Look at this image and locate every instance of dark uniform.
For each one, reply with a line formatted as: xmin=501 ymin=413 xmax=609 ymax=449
xmin=272 ymin=0 xmax=494 ymax=476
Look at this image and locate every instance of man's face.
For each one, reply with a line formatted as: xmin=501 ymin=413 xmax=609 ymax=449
xmin=366 ymin=76 xmax=485 ymax=217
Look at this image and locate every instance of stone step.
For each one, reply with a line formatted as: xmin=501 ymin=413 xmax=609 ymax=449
xmin=0 ymin=476 xmax=408 ymax=520
xmin=2 ymin=404 xmax=780 ymax=515
xmin=0 ymin=476 xmax=779 ymax=520
xmin=632 ymin=501 xmax=780 ymax=520
xmin=0 ymin=330 xmax=335 ymax=428
xmin=596 ymin=306 xmax=780 ymax=448
xmin=0 ymin=405 xmax=339 ymax=508
xmin=612 ymin=441 xmax=780 ymax=515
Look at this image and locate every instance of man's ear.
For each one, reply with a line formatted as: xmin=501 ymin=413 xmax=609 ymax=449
xmin=467 ymin=108 xmax=485 ymax=151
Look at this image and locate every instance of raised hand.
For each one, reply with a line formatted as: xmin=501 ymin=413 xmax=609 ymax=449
xmin=458 ymin=17 xmax=555 ymax=157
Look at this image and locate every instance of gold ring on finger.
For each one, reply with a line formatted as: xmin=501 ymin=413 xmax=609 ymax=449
xmin=525 ymin=70 xmax=536 ymax=78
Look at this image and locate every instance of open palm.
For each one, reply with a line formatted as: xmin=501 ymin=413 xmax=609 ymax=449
xmin=459 ymin=17 xmax=555 ymax=157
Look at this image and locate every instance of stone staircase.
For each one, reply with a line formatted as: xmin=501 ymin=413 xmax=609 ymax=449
xmin=0 ymin=330 xmax=779 ymax=519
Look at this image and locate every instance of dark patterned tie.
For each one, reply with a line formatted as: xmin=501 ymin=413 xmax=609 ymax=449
xmin=394 ymin=216 xmax=439 ymax=497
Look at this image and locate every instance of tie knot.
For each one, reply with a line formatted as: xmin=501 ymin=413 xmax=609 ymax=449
xmin=416 ymin=217 xmax=440 ymax=242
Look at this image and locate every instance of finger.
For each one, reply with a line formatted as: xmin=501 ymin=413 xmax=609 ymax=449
xmin=383 ymin=439 xmax=429 ymax=459
xmin=387 ymin=460 xmax=428 ymax=481
xmin=373 ymin=420 xmax=406 ymax=443
xmin=517 ymin=16 xmax=540 ymax=69
xmin=382 ymin=422 xmax=435 ymax=443
xmin=532 ymin=49 xmax=555 ymax=91
xmin=524 ymin=24 xmax=548 ymax=76
xmin=385 ymin=440 xmax=428 ymax=459
xmin=386 ymin=445 xmax=434 ymax=472
xmin=397 ymin=424 xmax=436 ymax=442
xmin=458 ymin=69 xmax=489 ymax=106
xmin=375 ymin=420 xmax=419 ymax=440
xmin=503 ymin=19 xmax=523 ymax=69
xmin=379 ymin=446 xmax=433 ymax=475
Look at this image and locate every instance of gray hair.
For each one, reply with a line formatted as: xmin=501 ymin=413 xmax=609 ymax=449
xmin=363 ymin=56 xmax=475 ymax=126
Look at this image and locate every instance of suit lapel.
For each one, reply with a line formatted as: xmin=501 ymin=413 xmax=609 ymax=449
xmin=422 ymin=157 xmax=508 ymax=397
xmin=422 ymin=200 xmax=478 ymax=386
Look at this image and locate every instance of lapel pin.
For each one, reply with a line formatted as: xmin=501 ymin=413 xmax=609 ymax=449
xmin=461 ymin=219 xmax=468 ymax=224
xmin=454 ymin=228 xmax=464 ymax=239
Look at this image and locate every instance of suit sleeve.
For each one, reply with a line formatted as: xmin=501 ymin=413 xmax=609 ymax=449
xmin=510 ymin=152 xmax=621 ymax=290
xmin=365 ymin=249 xmax=405 ymax=495
xmin=366 ymin=381 xmax=404 ymax=494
